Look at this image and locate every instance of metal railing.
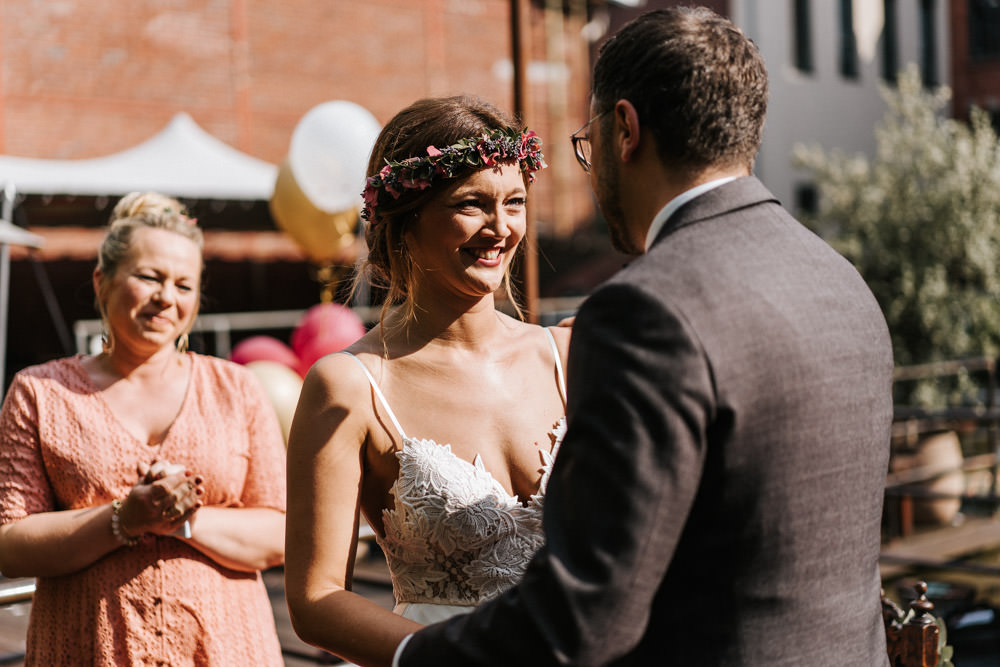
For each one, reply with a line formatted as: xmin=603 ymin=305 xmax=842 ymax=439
xmin=0 ymin=577 xmax=32 ymax=665
xmin=73 ymin=297 xmax=586 ymax=358
xmin=0 ymin=578 xmax=33 ymax=607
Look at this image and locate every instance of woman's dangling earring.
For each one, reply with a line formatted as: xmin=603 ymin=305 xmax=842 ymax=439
xmin=100 ymin=324 xmax=113 ymax=353
xmin=176 ymin=332 xmax=189 ymax=353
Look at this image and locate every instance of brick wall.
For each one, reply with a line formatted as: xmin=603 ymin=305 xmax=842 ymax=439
xmin=0 ymin=0 xmax=596 ymax=233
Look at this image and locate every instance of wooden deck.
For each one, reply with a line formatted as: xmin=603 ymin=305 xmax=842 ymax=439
xmin=880 ymin=515 xmax=1000 ymax=582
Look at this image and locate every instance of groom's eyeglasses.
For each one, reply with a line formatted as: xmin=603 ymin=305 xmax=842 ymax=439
xmin=570 ymin=110 xmax=610 ymax=173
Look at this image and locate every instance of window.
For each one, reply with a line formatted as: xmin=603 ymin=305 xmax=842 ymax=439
xmin=882 ymin=0 xmax=899 ymax=83
xmin=793 ymin=0 xmax=813 ymax=73
xmin=795 ymin=183 xmax=818 ymax=217
xmin=839 ymin=0 xmax=859 ymax=79
xmin=970 ymin=0 xmax=1000 ymax=61
xmin=919 ymin=0 xmax=938 ymax=87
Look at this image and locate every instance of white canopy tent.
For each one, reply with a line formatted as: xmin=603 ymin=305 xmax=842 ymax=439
xmin=0 ymin=112 xmax=278 ymax=200
xmin=0 ymin=217 xmax=43 ymax=246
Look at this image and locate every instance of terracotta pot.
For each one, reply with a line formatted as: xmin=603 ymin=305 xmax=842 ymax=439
xmin=890 ymin=430 xmax=964 ymax=525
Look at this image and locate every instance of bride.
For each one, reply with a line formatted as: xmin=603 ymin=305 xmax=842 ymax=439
xmin=284 ymin=95 xmax=570 ymax=666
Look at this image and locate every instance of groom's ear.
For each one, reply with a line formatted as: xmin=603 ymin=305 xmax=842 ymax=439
xmin=614 ymin=100 xmax=642 ymax=164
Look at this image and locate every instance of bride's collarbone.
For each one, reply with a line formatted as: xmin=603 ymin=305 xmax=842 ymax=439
xmin=361 ymin=341 xmax=562 ymax=469
xmin=375 ymin=367 xmax=561 ymax=443
xmin=383 ymin=352 xmax=552 ymax=400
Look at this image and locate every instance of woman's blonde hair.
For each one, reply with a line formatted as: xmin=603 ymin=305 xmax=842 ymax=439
xmin=95 ymin=192 xmax=204 ymax=352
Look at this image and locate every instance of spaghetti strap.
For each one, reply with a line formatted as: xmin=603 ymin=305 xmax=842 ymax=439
xmin=543 ymin=328 xmax=567 ymax=404
xmin=340 ymin=352 xmax=408 ymax=441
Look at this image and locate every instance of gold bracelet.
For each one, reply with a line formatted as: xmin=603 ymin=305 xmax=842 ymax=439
xmin=111 ymin=499 xmax=140 ymax=547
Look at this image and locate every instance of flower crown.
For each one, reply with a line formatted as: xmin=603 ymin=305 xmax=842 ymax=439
xmin=361 ymin=127 xmax=546 ymax=226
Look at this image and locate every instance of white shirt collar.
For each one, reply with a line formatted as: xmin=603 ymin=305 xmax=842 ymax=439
xmin=643 ymin=176 xmax=738 ymax=251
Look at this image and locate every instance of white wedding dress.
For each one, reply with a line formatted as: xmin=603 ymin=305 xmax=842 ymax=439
xmin=344 ymin=329 xmax=566 ymax=625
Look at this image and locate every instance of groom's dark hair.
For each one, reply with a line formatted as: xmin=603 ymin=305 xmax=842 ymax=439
xmin=592 ymin=7 xmax=769 ymax=172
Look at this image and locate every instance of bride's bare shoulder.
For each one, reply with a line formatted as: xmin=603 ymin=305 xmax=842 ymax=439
xmin=302 ymin=342 xmax=380 ymax=406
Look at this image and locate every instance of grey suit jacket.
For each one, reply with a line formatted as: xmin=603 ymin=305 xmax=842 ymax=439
xmin=401 ymin=177 xmax=893 ymax=665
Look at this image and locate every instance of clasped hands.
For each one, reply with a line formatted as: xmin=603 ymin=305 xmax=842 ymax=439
xmin=117 ymin=460 xmax=205 ymax=539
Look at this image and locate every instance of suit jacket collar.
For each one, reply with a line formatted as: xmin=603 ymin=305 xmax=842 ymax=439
xmin=648 ymin=175 xmax=780 ymax=250
xmin=644 ymin=177 xmax=737 ymax=251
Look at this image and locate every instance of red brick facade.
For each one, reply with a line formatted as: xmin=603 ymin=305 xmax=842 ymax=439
xmin=0 ymin=0 xmax=596 ymax=234
xmin=1 ymin=1 xmax=615 ymax=377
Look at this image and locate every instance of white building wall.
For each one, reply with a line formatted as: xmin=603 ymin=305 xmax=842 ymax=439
xmin=731 ymin=0 xmax=951 ymax=211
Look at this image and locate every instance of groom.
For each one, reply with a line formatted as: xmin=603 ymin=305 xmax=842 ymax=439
xmin=395 ymin=7 xmax=893 ymax=665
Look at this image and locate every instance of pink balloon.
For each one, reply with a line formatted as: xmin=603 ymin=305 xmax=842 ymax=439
xmin=292 ymin=303 xmax=366 ymax=376
xmin=230 ymin=336 xmax=300 ymax=371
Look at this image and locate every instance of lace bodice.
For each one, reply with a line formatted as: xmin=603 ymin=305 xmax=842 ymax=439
xmin=378 ymin=420 xmax=565 ymax=606
xmin=344 ymin=329 xmax=566 ymax=607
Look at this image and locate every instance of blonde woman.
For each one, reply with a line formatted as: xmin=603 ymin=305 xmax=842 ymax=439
xmin=0 ymin=192 xmax=286 ymax=666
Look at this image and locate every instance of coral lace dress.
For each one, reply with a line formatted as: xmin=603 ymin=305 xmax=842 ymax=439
xmin=0 ymin=354 xmax=286 ymax=666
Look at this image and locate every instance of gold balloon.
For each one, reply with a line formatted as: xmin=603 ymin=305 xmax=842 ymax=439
xmin=269 ymin=159 xmax=358 ymax=265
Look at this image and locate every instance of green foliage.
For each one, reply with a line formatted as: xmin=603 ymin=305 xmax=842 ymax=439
xmin=932 ymin=614 xmax=953 ymax=667
xmin=794 ymin=66 xmax=1000 ymax=405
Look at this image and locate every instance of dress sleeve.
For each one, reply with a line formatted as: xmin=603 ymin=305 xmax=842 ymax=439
xmin=236 ymin=367 xmax=287 ymax=512
xmin=0 ymin=374 xmax=56 ymax=523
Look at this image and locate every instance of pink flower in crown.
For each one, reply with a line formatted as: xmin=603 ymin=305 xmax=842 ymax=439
xmin=426 ymin=146 xmax=442 ymax=157
xmin=518 ymin=130 xmax=538 ymax=160
xmin=477 ymin=140 xmax=501 ymax=168
xmin=399 ymin=173 xmax=432 ymax=190
xmin=395 ymin=162 xmax=428 ymax=190
xmin=363 ymin=180 xmax=380 ymax=208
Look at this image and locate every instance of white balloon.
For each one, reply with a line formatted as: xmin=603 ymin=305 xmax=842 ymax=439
xmin=288 ymin=100 xmax=381 ymax=213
